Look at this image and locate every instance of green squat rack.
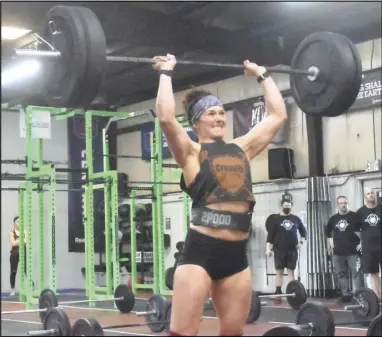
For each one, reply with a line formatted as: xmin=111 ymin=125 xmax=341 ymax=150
xmin=2 ymin=103 xmax=192 ymax=307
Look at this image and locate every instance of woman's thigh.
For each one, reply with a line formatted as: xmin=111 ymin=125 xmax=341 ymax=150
xmin=211 ymin=267 xmax=252 ymax=336
xmin=170 ymin=264 xmax=212 ymax=336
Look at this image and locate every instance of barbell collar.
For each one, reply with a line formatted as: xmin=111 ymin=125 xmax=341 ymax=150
xmin=12 ymin=48 xmax=317 ymax=78
xmin=344 ymin=304 xmax=363 ymax=310
xmin=299 ymin=322 xmax=314 ymax=330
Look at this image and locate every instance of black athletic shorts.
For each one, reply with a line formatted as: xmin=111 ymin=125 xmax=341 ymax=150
xmin=362 ymin=249 xmax=381 ymax=274
xmin=177 ymin=228 xmax=249 ymax=280
xmin=274 ymin=248 xmax=298 ymax=270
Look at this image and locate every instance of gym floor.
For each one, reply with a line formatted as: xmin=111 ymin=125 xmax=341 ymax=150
xmin=1 ymin=292 xmax=368 ymax=336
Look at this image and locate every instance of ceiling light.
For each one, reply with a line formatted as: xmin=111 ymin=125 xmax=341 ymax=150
xmin=2 ymin=26 xmax=32 ymax=40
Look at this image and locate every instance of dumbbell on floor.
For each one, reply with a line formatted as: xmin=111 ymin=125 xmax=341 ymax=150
xmin=263 ymin=299 xmax=381 ymax=336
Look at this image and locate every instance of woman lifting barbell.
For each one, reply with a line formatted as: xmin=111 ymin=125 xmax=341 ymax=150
xmin=152 ymin=54 xmax=287 ymax=336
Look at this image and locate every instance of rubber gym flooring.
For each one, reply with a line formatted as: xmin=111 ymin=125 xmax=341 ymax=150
xmin=1 ymin=292 xmax=369 ymax=336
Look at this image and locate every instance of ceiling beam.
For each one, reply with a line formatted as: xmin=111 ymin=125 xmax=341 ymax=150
xmin=95 ymin=4 xmax=258 ymax=60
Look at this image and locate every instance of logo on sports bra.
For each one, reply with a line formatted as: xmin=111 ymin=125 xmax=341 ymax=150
xmin=211 ymin=156 xmax=246 ymax=192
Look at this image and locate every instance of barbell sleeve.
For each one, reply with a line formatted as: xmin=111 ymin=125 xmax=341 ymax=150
xmin=2 ymin=308 xmax=48 ymax=314
xmin=14 ymin=49 xmax=61 ymax=58
xmin=28 ymin=329 xmax=55 ymax=336
xmin=136 ymin=310 xmax=156 ymax=316
xmin=13 ymin=48 xmax=317 ymax=77
xmin=344 ymin=304 xmax=363 ymax=310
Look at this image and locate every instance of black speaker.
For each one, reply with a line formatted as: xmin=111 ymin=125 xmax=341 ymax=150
xmin=268 ymin=148 xmax=295 ymax=180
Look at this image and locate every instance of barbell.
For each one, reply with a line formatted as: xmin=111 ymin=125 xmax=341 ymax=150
xmin=1 ymin=284 xmax=135 ymax=324
xmin=4 ymin=5 xmax=363 ymax=118
xmin=263 ymin=304 xmax=381 ymax=336
xmin=263 ymin=288 xmax=381 ymax=336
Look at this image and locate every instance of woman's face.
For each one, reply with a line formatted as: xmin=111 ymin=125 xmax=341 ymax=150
xmin=194 ymin=106 xmax=227 ymax=141
xmin=14 ymin=218 xmax=19 ymax=230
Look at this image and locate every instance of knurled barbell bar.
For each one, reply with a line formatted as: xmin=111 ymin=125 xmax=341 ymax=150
xmin=4 ymin=5 xmax=362 ymax=118
xmin=263 ymin=300 xmax=381 ymax=336
xmin=14 ymin=49 xmax=317 ymax=77
xmin=1 ymin=284 xmax=134 ymax=324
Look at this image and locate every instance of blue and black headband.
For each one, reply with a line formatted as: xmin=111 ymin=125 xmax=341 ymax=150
xmin=186 ymin=94 xmax=224 ymax=125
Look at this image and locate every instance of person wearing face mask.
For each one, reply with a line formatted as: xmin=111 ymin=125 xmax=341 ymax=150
xmin=325 ymin=196 xmax=364 ymax=303
xmin=265 ymin=200 xmax=307 ymax=304
xmin=356 ymin=188 xmax=381 ymax=301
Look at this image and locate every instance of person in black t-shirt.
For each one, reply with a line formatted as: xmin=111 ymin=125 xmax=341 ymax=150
xmin=356 ymin=188 xmax=381 ymax=301
xmin=266 ymin=200 xmax=307 ymax=304
xmin=325 ymin=196 xmax=364 ymax=302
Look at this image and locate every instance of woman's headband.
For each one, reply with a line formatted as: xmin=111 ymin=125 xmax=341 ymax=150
xmin=186 ymin=94 xmax=224 ymax=125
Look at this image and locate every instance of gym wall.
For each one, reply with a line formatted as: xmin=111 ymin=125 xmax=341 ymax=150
xmin=1 ymin=111 xmax=86 ymax=293
xmin=116 ymin=37 xmax=381 ymax=183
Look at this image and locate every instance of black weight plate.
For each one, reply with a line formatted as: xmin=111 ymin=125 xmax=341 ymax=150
xmin=114 ymin=284 xmax=135 ymax=313
xmin=164 ymin=302 xmax=172 ymax=332
xmin=40 ymin=6 xmax=87 ymax=108
xmin=263 ymin=326 xmax=305 ymax=336
xmin=164 ymin=234 xmax=171 ymax=248
xmin=38 ymin=288 xmax=58 ymax=323
xmin=71 ymin=317 xmax=104 ymax=336
xmin=332 ymin=33 xmax=363 ymax=111
xmin=72 ymin=6 xmax=107 ymax=108
xmin=286 ymin=280 xmax=307 ymax=310
xmin=290 ymin=31 xmax=361 ymax=117
xmin=176 ymin=241 xmax=185 ymax=251
xmin=145 ymin=294 xmax=169 ymax=332
xmin=247 ymin=290 xmax=261 ymax=323
xmin=165 ymin=267 xmax=175 ymax=290
xmin=352 ymin=288 xmax=380 ymax=323
xmin=44 ymin=307 xmax=71 ymax=336
xmin=296 ymin=301 xmax=335 ymax=336
xmin=367 ymin=314 xmax=381 ymax=336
